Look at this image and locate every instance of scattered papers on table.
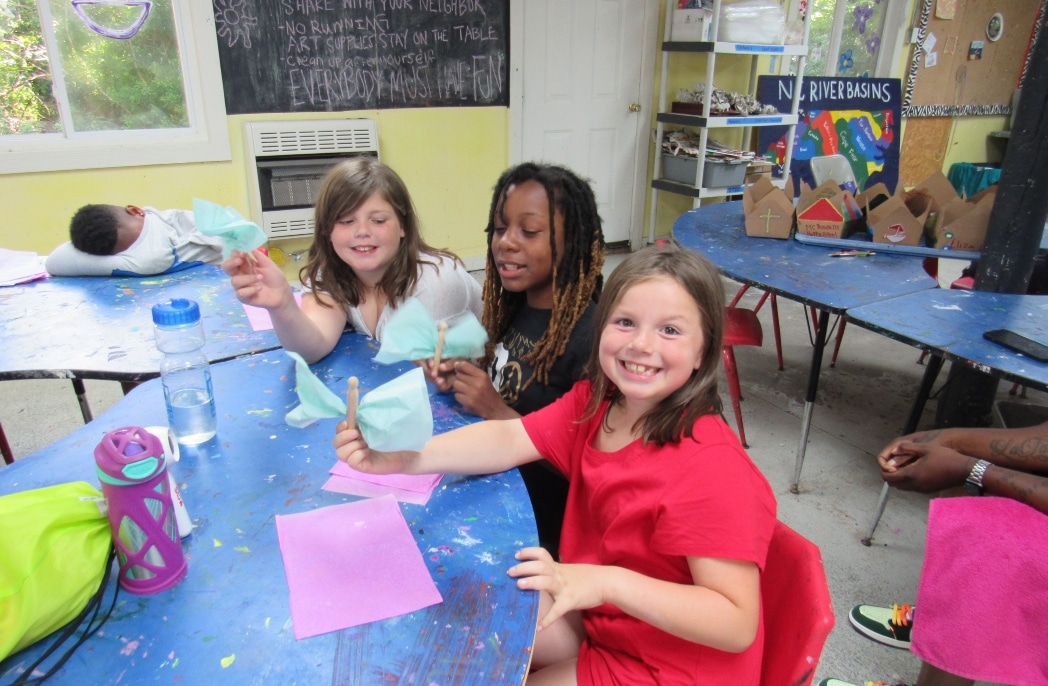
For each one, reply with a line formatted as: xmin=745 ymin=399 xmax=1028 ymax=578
xmin=242 ymin=292 xmax=303 ymax=331
xmin=323 ymin=460 xmax=443 ymax=505
xmin=275 ymin=495 xmax=442 ymax=639
xmin=373 ymin=297 xmax=487 ymax=365
xmin=284 ymin=353 xmax=434 ymax=452
xmin=193 ymin=198 xmax=268 ymax=259
xmin=0 ymin=249 xmax=48 ymax=287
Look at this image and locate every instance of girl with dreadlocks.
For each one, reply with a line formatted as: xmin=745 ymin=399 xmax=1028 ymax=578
xmin=224 ymin=158 xmax=482 ymax=364
xmin=425 ymin=162 xmax=606 ymax=557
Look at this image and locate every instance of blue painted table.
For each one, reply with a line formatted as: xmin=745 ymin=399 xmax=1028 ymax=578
xmin=846 ymin=289 xmax=1048 ymax=544
xmin=0 ymin=334 xmax=539 ymax=685
xmin=673 ymin=201 xmax=939 ymax=492
xmin=0 ymin=265 xmax=281 ymax=420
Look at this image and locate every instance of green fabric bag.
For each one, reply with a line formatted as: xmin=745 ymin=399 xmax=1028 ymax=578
xmin=0 ymin=481 xmax=112 ymax=662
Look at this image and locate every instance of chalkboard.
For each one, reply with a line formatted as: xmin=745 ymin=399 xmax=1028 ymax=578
xmin=213 ymin=0 xmax=509 ymax=114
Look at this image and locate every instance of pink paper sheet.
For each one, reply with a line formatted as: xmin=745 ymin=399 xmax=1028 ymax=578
xmin=243 ymin=292 xmax=303 ymax=331
xmin=275 ymin=495 xmax=442 ymax=640
xmin=323 ymin=461 xmax=443 ymax=505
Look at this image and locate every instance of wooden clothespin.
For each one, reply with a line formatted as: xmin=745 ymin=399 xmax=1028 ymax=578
xmin=346 ymin=377 xmax=359 ymax=431
xmin=432 ymin=321 xmax=449 ymax=370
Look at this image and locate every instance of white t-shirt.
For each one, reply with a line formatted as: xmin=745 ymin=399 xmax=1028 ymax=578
xmin=45 ymin=208 xmax=224 ymax=277
xmin=345 ymin=254 xmax=483 ymax=341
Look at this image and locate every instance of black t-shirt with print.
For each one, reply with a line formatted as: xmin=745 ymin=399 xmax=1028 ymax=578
xmin=489 ymin=301 xmax=596 ymax=557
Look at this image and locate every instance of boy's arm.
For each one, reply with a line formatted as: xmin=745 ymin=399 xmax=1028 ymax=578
xmin=45 ymin=242 xmax=126 ymax=276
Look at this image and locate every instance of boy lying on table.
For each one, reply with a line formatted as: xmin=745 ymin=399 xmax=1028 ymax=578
xmin=45 ymin=204 xmax=223 ymax=277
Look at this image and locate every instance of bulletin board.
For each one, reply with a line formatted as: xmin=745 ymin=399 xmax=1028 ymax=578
xmin=903 ymin=0 xmax=1045 ymax=117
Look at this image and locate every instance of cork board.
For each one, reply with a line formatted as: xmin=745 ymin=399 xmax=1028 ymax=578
xmin=899 ymin=117 xmax=954 ymax=187
xmin=903 ymin=0 xmax=1044 ymax=117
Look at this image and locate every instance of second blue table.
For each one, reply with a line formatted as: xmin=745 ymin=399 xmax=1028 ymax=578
xmin=673 ymin=201 xmax=939 ymax=491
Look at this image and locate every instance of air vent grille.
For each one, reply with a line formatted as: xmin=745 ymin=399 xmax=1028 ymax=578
xmin=251 ymin=120 xmax=378 ymax=156
xmin=264 ymin=215 xmax=314 ymax=239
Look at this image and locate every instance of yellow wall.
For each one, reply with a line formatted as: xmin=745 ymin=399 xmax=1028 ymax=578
xmin=0 ymin=108 xmax=507 ymax=262
xmin=1 ymin=8 xmax=1011 ymax=256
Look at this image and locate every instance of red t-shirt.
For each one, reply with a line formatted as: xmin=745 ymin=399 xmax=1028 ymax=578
xmin=521 ymin=381 xmax=777 ymax=686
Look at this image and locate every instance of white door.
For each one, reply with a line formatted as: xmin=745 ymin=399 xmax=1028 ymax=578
xmin=510 ymin=0 xmax=657 ymax=247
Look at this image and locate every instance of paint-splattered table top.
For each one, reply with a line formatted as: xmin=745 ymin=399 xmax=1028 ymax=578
xmin=847 ymin=289 xmax=1048 ymax=392
xmin=0 ymin=265 xmax=281 ymax=382
xmin=0 ymin=334 xmax=539 ymax=685
xmin=672 ymin=201 xmax=939 ymax=314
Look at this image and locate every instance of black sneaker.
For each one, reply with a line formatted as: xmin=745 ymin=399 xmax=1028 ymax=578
xmin=848 ymin=603 xmax=914 ymax=649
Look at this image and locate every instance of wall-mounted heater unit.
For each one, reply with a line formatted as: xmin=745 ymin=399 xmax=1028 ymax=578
xmin=245 ymin=119 xmax=379 ymax=240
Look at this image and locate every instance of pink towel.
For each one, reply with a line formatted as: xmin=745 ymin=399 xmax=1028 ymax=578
xmin=912 ymin=496 xmax=1048 ymax=686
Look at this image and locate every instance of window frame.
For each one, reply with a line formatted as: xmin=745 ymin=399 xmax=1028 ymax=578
xmin=805 ymin=0 xmax=911 ymax=78
xmin=0 ymin=0 xmax=230 ymax=175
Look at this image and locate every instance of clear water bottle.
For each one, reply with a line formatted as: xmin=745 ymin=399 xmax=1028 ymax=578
xmin=151 ymin=298 xmax=217 ymax=446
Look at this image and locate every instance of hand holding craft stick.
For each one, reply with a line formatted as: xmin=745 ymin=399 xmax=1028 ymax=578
xmin=432 ymin=321 xmax=449 ymax=369
xmin=346 ymin=377 xmax=359 ymax=431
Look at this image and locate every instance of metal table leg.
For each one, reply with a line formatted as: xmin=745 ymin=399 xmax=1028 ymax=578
xmin=791 ymin=309 xmax=830 ymax=494
xmin=861 ymin=353 xmax=945 ymax=545
xmin=72 ymin=378 xmax=93 ymax=423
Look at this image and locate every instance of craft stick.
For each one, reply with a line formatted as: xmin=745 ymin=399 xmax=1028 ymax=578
xmin=433 ymin=321 xmax=449 ymax=370
xmin=347 ymin=377 xmax=359 ymax=431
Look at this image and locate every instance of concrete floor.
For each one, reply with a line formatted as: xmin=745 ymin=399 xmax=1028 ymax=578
xmin=0 ymin=257 xmax=1036 ymax=686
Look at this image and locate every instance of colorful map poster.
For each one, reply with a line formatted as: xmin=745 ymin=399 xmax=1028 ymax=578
xmin=756 ymin=76 xmax=901 ymax=197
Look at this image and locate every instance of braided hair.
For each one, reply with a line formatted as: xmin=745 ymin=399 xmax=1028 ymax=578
xmin=481 ymin=162 xmax=606 ymax=389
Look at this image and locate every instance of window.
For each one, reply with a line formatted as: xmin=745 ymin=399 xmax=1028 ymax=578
xmin=803 ymin=0 xmax=909 ymax=78
xmin=0 ymin=0 xmax=229 ymax=174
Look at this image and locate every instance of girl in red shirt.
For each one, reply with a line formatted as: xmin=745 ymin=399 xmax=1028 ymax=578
xmin=335 ymin=243 xmax=776 ymax=685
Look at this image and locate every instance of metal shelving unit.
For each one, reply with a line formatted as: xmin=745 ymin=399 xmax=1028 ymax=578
xmin=648 ymin=0 xmax=810 ymax=243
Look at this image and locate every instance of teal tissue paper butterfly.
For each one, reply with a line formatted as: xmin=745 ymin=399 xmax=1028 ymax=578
xmin=284 ymin=352 xmax=434 ymax=452
xmin=374 ymin=297 xmax=487 ymax=365
xmin=193 ymin=198 xmax=268 ymax=259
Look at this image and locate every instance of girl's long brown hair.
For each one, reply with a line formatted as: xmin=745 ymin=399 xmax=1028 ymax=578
xmin=300 ymin=158 xmax=459 ymax=308
xmin=583 ymin=243 xmax=725 ymax=446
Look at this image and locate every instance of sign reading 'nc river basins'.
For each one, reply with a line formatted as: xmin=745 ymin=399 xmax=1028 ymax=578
xmin=213 ymin=0 xmax=509 ymax=114
xmin=756 ymin=76 xmax=902 ymax=197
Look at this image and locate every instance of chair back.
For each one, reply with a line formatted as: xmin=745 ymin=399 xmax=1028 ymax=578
xmin=759 ymin=521 xmax=834 ymax=686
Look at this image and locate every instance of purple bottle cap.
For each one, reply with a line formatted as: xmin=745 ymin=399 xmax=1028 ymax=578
xmin=95 ymin=426 xmax=165 ymax=485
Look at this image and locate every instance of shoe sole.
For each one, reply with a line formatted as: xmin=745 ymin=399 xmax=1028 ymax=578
xmin=848 ymin=611 xmax=911 ymax=649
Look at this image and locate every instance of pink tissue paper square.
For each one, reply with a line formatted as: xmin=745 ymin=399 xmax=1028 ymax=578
xmin=275 ymin=495 xmax=442 ymax=639
xmin=323 ymin=460 xmax=443 ymax=504
xmin=243 ymin=292 xmax=303 ymax=331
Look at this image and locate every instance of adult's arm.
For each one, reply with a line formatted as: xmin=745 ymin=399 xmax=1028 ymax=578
xmin=878 ymin=422 xmax=1048 ymax=475
xmin=881 ymin=442 xmax=1048 ymax=514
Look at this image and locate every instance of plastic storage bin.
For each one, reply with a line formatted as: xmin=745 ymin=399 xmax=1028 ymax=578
xmin=662 ymin=154 xmax=749 ymax=188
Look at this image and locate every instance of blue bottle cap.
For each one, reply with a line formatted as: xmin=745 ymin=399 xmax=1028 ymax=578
xmin=152 ymin=298 xmax=201 ymax=327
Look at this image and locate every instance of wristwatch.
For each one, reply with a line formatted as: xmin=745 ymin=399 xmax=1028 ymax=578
xmin=964 ymin=459 xmax=991 ymax=496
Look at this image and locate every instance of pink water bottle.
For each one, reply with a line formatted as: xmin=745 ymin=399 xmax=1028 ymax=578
xmin=95 ymin=426 xmax=188 ymax=594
